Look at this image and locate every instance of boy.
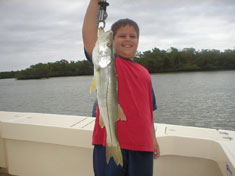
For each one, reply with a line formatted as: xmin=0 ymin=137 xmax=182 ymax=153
xmin=82 ymin=0 xmax=160 ymax=175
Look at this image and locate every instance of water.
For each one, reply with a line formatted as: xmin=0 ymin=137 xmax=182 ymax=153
xmin=152 ymin=71 xmax=235 ymax=131
xmin=0 ymin=71 xmax=234 ymax=131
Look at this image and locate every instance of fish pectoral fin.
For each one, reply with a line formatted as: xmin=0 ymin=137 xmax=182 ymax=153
xmin=89 ymin=76 xmax=96 ymax=94
xmin=106 ymin=144 xmax=123 ymax=167
xmin=117 ymin=104 xmax=127 ymax=121
xmin=99 ymin=114 xmax=105 ymax=128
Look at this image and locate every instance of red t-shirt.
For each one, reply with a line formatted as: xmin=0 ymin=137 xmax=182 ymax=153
xmin=92 ymin=56 xmax=154 ymax=152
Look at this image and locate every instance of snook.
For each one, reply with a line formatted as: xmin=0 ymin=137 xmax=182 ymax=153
xmin=90 ymin=28 xmax=126 ymax=167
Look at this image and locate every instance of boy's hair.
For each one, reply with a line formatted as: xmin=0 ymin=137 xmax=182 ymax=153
xmin=111 ymin=18 xmax=139 ymax=39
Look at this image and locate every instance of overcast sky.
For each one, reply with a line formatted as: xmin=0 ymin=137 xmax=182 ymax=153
xmin=0 ymin=0 xmax=235 ymax=72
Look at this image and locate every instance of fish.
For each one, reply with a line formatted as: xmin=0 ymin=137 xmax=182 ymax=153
xmin=90 ymin=28 xmax=126 ymax=167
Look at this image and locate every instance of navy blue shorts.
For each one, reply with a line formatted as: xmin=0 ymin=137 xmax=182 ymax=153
xmin=93 ymin=145 xmax=153 ymax=176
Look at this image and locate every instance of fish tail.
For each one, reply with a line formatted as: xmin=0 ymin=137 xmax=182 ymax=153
xmin=106 ymin=144 xmax=123 ymax=167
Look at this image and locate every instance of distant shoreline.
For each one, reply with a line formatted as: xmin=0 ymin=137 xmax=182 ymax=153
xmin=1 ymin=47 xmax=235 ymax=80
xmin=1 ymin=69 xmax=234 ymax=81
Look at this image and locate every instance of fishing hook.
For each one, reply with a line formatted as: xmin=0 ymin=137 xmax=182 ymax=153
xmin=97 ymin=0 xmax=109 ymax=29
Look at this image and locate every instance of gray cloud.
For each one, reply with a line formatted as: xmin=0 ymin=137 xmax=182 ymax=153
xmin=0 ymin=0 xmax=234 ymax=71
xmin=0 ymin=0 xmax=86 ymax=71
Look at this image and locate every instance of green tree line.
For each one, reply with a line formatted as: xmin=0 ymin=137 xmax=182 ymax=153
xmin=134 ymin=47 xmax=235 ymax=73
xmin=0 ymin=59 xmax=93 ymax=80
xmin=0 ymin=47 xmax=235 ymax=80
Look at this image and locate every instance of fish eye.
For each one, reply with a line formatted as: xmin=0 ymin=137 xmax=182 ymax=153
xmin=107 ymin=42 xmax=111 ymax=47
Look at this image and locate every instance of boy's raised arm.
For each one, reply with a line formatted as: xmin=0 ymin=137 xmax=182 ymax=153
xmin=82 ymin=0 xmax=100 ymax=58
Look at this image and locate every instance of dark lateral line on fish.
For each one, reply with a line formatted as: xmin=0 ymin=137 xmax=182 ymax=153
xmin=107 ymin=79 xmax=113 ymax=143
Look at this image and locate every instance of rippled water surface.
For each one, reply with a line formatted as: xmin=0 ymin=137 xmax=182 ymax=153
xmin=0 ymin=71 xmax=234 ymax=131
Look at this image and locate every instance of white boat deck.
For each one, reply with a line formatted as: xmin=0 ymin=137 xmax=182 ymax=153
xmin=0 ymin=111 xmax=234 ymax=176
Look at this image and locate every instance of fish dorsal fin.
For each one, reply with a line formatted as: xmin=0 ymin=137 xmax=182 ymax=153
xmin=90 ymin=75 xmax=96 ymax=94
xmin=99 ymin=114 xmax=105 ymax=128
xmin=117 ymin=104 xmax=127 ymax=121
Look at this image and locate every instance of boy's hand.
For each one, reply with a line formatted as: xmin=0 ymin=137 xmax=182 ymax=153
xmin=153 ymin=137 xmax=160 ymax=159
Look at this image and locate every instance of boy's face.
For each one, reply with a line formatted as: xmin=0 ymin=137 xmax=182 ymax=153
xmin=113 ymin=25 xmax=139 ymax=60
